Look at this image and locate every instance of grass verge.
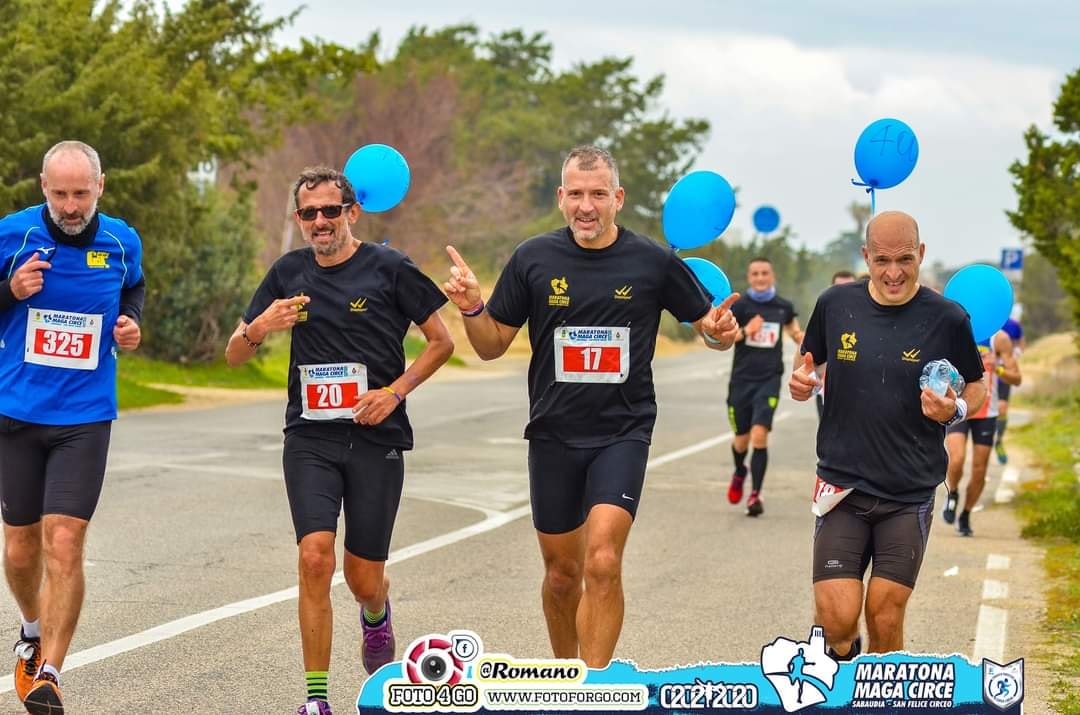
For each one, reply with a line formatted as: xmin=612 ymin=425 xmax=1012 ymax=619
xmin=1010 ymin=335 xmax=1080 ymax=713
xmin=118 ymin=331 xmax=462 ymax=410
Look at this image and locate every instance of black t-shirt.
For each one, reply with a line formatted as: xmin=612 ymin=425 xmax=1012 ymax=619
xmin=487 ymin=226 xmax=712 ymax=447
xmin=801 ymin=283 xmax=984 ymax=502
xmin=730 ymin=293 xmax=797 ymax=382
xmin=243 ymin=243 xmax=447 ymax=448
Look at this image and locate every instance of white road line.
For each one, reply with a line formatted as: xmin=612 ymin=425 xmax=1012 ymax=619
xmin=982 ymin=579 xmax=1009 ymax=600
xmin=0 ymin=427 xmax=738 ymax=691
xmin=648 ymin=413 xmax=790 ymax=469
xmin=987 ymin=554 xmax=1011 ymax=570
xmin=107 ymin=451 xmax=228 ymax=473
xmin=943 ymin=566 xmax=960 ymax=577
xmin=1002 ymin=467 xmax=1020 ymax=484
xmin=973 ymin=605 xmax=1007 ymax=663
xmin=994 ymin=487 xmax=1016 ymax=504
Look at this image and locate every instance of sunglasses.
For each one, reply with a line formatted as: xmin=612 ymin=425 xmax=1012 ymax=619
xmin=295 ymin=203 xmax=353 ymax=221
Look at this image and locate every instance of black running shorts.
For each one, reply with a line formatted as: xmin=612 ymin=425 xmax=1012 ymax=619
xmin=946 ymin=417 xmax=997 ymax=447
xmin=283 ymin=427 xmax=405 ymax=561
xmin=727 ymin=375 xmax=782 ymax=434
xmin=997 ymin=380 xmax=1011 ymax=402
xmin=813 ymin=490 xmax=934 ymax=589
xmin=0 ymin=416 xmax=112 ymax=525
xmin=527 ymin=439 xmax=649 ymax=534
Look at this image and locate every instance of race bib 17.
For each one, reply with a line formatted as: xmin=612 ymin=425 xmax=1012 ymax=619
xmin=553 ymin=326 xmax=630 ymax=384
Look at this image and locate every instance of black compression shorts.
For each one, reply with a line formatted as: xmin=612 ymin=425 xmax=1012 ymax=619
xmin=813 ymin=490 xmax=934 ymax=589
xmin=283 ymin=428 xmax=404 ymax=561
xmin=946 ymin=417 xmax=997 ymax=447
xmin=0 ymin=417 xmax=111 ymax=525
xmin=527 ymin=439 xmax=649 ymax=534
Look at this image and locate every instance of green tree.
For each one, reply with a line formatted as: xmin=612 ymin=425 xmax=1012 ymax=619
xmin=1018 ymin=251 xmax=1071 ymax=340
xmin=1008 ymin=68 xmax=1080 ymax=346
xmin=0 ymin=0 xmax=373 ymax=361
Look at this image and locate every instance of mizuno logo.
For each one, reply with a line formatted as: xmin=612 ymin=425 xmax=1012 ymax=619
xmin=902 ymin=348 xmax=921 ymax=362
xmin=350 ymin=298 xmax=367 ymax=313
xmin=614 ymin=285 xmax=632 ymax=300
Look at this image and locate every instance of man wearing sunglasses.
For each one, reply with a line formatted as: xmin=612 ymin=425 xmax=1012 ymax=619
xmin=227 ymin=166 xmax=453 ymax=715
xmin=0 ymin=140 xmax=145 ymax=714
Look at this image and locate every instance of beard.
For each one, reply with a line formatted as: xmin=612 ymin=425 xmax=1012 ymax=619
xmin=48 ymin=199 xmax=97 ymax=236
xmin=570 ymin=216 xmax=606 ymax=242
xmin=308 ymin=228 xmax=349 ymax=257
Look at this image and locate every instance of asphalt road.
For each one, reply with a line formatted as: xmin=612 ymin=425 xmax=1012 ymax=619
xmin=0 ymin=348 xmax=1048 ymax=713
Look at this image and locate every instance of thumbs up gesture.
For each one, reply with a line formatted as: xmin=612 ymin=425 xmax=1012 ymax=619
xmin=789 ymin=351 xmax=820 ymax=402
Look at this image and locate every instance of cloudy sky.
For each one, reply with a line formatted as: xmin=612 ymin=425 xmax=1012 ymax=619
xmin=251 ymin=0 xmax=1075 ymax=267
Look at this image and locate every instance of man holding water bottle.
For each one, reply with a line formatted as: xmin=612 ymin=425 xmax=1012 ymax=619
xmin=789 ymin=211 xmax=985 ymax=657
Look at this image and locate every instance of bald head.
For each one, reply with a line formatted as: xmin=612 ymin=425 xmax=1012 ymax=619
xmin=865 ymin=211 xmax=919 ymax=252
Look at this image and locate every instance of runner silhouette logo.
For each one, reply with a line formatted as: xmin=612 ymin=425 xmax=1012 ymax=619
xmin=761 ymin=626 xmax=839 ymax=712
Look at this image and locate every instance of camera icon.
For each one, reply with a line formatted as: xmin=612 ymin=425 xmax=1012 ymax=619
xmin=404 ymin=635 xmax=466 ymax=686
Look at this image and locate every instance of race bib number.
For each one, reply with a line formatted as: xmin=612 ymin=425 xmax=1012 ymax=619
xmin=811 ymin=475 xmax=853 ymax=517
xmin=298 ymin=362 xmax=367 ymax=420
xmin=24 ymin=308 xmax=101 ymax=371
xmin=553 ymin=326 xmax=629 ymax=384
xmin=746 ymin=321 xmax=780 ymax=349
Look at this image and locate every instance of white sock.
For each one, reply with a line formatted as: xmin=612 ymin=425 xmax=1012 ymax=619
xmin=20 ymin=618 xmax=40 ymax=640
xmin=41 ymin=663 xmax=60 ymax=683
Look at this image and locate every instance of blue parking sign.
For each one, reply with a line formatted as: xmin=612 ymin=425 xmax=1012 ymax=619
xmin=1000 ymin=248 xmax=1023 ymax=271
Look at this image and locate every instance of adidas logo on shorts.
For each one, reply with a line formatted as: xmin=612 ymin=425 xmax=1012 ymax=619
xmin=385 ymin=449 xmax=400 ymax=460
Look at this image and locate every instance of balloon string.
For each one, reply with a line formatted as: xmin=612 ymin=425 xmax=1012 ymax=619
xmin=851 ymin=179 xmax=876 ymax=215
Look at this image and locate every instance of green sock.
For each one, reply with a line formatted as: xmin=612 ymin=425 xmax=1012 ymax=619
xmin=305 ymin=670 xmax=328 ymax=702
xmin=364 ymin=605 xmax=386 ymax=624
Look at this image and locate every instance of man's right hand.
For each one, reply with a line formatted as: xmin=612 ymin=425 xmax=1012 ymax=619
xmin=789 ymin=351 xmax=820 ymax=402
xmin=249 ymin=295 xmax=310 ymax=341
xmin=444 ymin=245 xmax=482 ymax=311
xmin=9 ymin=252 xmax=51 ymax=300
xmin=745 ymin=314 xmax=765 ymax=339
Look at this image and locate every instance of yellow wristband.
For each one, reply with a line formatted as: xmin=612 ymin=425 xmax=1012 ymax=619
xmin=381 ymin=386 xmax=403 ymax=403
xmin=996 ymin=365 xmax=1005 ymax=376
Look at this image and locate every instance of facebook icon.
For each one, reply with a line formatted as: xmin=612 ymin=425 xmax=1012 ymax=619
xmin=1001 ymin=248 xmax=1023 ymax=271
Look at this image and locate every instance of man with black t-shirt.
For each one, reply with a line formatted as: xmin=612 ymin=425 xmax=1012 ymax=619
xmin=725 ymin=257 xmax=802 ymax=516
xmin=226 ymin=167 xmax=453 ymax=715
xmin=790 ymin=211 xmax=985 ymax=658
xmin=442 ymin=145 xmax=739 ymax=667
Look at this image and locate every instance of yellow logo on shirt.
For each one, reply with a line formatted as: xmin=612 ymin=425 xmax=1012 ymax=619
xmin=295 ymin=292 xmax=308 ymax=322
xmin=86 ymin=250 xmax=109 ymax=268
xmin=614 ymin=285 xmax=632 ymax=300
xmin=902 ymin=348 xmax=921 ymax=362
xmin=837 ymin=331 xmax=858 ymax=362
xmin=350 ymin=298 xmax=368 ymax=313
xmin=548 ymin=277 xmax=570 ymax=307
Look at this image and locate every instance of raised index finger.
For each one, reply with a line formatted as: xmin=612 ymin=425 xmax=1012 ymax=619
xmin=717 ymin=292 xmax=740 ymax=312
xmin=446 ymin=245 xmax=470 ymax=273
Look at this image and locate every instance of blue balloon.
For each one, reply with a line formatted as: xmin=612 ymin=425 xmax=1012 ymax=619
xmin=662 ymin=171 xmax=736 ymax=250
xmin=343 ymin=144 xmax=411 ymax=213
xmin=683 ymin=257 xmax=732 ymax=307
xmin=943 ymin=265 xmax=1014 ymax=343
xmin=853 ymin=118 xmax=919 ymax=190
xmin=752 ymin=205 xmax=780 ymax=233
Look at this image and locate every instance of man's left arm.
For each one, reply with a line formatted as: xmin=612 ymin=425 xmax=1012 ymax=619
xmin=921 ymin=380 xmax=986 ymax=424
xmin=994 ymin=333 xmax=1022 ymax=386
xmin=784 ymin=317 xmax=804 ymax=345
xmin=351 ymin=312 xmax=455 ymax=426
xmin=113 ymin=232 xmax=145 ymax=351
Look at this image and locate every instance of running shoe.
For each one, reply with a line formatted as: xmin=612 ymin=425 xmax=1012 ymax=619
xmin=13 ymin=629 xmax=40 ymax=702
xmin=957 ymin=512 xmax=973 ymax=537
xmin=746 ymin=492 xmax=763 ymax=517
xmin=297 ymin=699 xmax=333 ymax=715
xmin=942 ymin=490 xmax=959 ymax=524
xmin=828 ymin=636 xmax=862 ymax=662
xmin=995 ymin=441 xmax=1008 ymax=465
xmin=362 ymin=598 xmax=396 ymax=675
xmin=23 ymin=666 xmax=62 ymax=715
xmin=727 ymin=473 xmax=746 ymax=504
